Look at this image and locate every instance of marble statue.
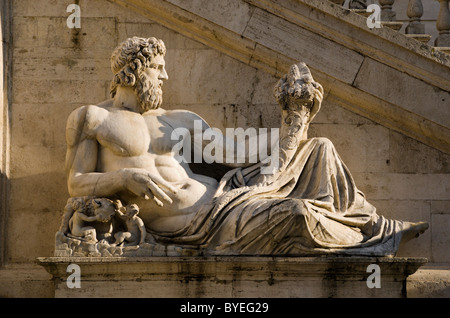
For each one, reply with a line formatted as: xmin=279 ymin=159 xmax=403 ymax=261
xmin=55 ymin=36 xmax=428 ymax=257
xmin=112 ymin=203 xmax=149 ymax=247
xmin=59 ymin=197 xmax=116 ymax=243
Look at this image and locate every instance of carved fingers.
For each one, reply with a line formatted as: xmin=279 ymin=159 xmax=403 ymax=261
xmin=314 ymin=86 xmax=323 ymax=105
xmin=145 ymin=178 xmax=172 ymax=206
xmin=129 ymin=170 xmax=177 ymax=207
xmin=308 ymin=86 xmax=324 ymax=123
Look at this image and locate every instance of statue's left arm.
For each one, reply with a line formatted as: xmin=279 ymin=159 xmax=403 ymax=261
xmin=168 ymin=110 xmax=261 ymax=168
xmin=246 ymin=85 xmax=323 ymax=186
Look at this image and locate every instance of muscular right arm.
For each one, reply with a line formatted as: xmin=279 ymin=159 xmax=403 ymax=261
xmin=65 ymin=106 xmax=177 ymax=203
xmin=67 ymin=139 xmax=127 ymax=197
xmin=65 ymin=106 xmax=126 ymax=197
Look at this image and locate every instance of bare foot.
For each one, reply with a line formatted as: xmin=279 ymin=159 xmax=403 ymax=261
xmin=400 ymin=221 xmax=429 ymax=244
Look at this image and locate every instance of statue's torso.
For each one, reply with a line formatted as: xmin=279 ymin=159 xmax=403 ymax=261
xmin=87 ymin=104 xmax=218 ymax=233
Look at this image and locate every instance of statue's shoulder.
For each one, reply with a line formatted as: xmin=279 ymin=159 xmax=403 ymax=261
xmin=70 ymin=100 xmax=113 ymax=123
xmin=66 ymin=101 xmax=112 ymax=144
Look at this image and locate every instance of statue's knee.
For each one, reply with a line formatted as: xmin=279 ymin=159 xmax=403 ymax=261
xmin=312 ymin=137 xmax=333 ymax=148
xmin=310 ymin=137 xmax=336 ymax=154
xmin=290 ymin=199 xmax=307 ymax=218
xmin=84 ymin=228 xmax=95 ymax=236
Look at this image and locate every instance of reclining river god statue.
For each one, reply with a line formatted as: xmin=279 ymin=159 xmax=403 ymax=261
xmin=55 ymin=36 xmax=428 ymax=257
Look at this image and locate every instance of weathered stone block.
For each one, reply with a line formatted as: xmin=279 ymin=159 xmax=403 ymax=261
xmin=10 ymin=103 xmax=73 ymax=149
xmin=37 ymin=256 xmax=427 ymax=298
xmin=431 ymin=214 xmax=450 ymax=262
xmin=407 ymin=264 xmax=450 ymax=298
xmin=7 ymin=210 xmax=61 ymax=262
xmin=431 ymin=200 xmax=450 ymax=215
xmin=117 ymin=22 xmax=206 ymax=50
xmin=164 ymin=49 xmax=262 ymax=106
xmin=0 ymin=264 xmax=54 ymax=298
xmin=166 ymin=0 xmax=254 ymax=35
xmin=353 ymin=58 xmax=450 ymax=129
xmin=13 ymin=55 xmax=111 ymax=81
xmin=13 ymin=16 xmax=117 ymax=50
xmin=353 ymin=172 xmax=450 ymax=201
xmin=309 ymin=123 xmax=390 ymax=173
xmin=388 ymin=131 xmax=450 ymax=174
xmin=313 ymin=100 xmax=375 ymax=125
xmin=243 ymin=8 xmax=364 ymax=85
xmin=12 ymin=79 xmax=109 ymax=104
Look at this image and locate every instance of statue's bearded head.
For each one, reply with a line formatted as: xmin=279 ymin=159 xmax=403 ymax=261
xmin=110 ymin=37 xmax=167 ymax=113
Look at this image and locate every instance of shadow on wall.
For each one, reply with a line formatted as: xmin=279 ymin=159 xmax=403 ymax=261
xmin=5 ymin=171 xmax=69 ymax=262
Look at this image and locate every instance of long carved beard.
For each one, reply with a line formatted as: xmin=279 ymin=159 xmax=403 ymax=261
xmin=135 ymin=73 xmax=163 ymax=113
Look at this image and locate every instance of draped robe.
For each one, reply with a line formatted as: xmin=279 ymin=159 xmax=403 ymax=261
xmin=153 ymin=137 xmax=406 ymax=256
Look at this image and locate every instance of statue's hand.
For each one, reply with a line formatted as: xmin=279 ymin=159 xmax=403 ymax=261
xmin=251 ymin=170 xmax=281 ymax=188
xmin=308 ymin=86 xmax=323 ymax=123
xmin=122 ymin=168 xmax=177 ymax=207
xmin=243 ymin=159 xmax=282 ymax=188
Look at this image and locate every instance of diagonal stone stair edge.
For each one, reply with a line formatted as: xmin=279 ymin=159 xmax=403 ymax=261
xmin=249 ymin=0 xmax=450 ymax=90
xmin=110 ymin=0 xmax=450 ymax=154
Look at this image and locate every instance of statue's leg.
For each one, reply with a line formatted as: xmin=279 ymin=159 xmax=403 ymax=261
xmin=220 ymin=197 xmax=364 ymax=254
xmin=81 ymin=227 xmax=98 ymax=242
xmin=290 ymin=137 xmax=356 ymax=212
xmin=113 ymin=231 xmax=130 ymax=246
xmin=270 ymin=198 xmax=365 ymax=248
xmin=399 ymin=222 xmax=429 ymax=244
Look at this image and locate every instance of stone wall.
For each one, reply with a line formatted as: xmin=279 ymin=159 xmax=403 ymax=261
xmin=0 ymin=0 xmax=448 ymax=297
xmin=0 ymin=0 xmax=13 ymax=269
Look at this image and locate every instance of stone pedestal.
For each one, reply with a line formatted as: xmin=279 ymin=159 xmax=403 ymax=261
xmin=36 ymin=256 xmax=427 ymax=298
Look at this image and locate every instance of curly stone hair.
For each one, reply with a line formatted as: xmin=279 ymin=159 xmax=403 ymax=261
xmin=110 ymin=36 xmax=166 ymax=98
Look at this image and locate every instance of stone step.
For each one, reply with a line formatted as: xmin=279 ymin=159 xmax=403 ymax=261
xmin=435 ymin=47 xmax=450 ymax=54
xmin=381 ymin=21 xmax=404 ymax=31
xmin=405 ymin=34 xmax=432 ymax=44
xmin=407 ymin=264 xmax=450 ymax=298
xmin=350 ymin=9 xmax=372 ymax=18
xmin=37 ymin=256 xmax=427 ymax=298
xmin=329 ymin=0 xmax=345 ymax=5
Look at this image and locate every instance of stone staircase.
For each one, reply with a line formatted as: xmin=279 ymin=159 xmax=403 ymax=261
xmin=112 ymin=0 xmax=450 ymax=155
xmin=331 ymin=0 xmax=450 ymax=53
